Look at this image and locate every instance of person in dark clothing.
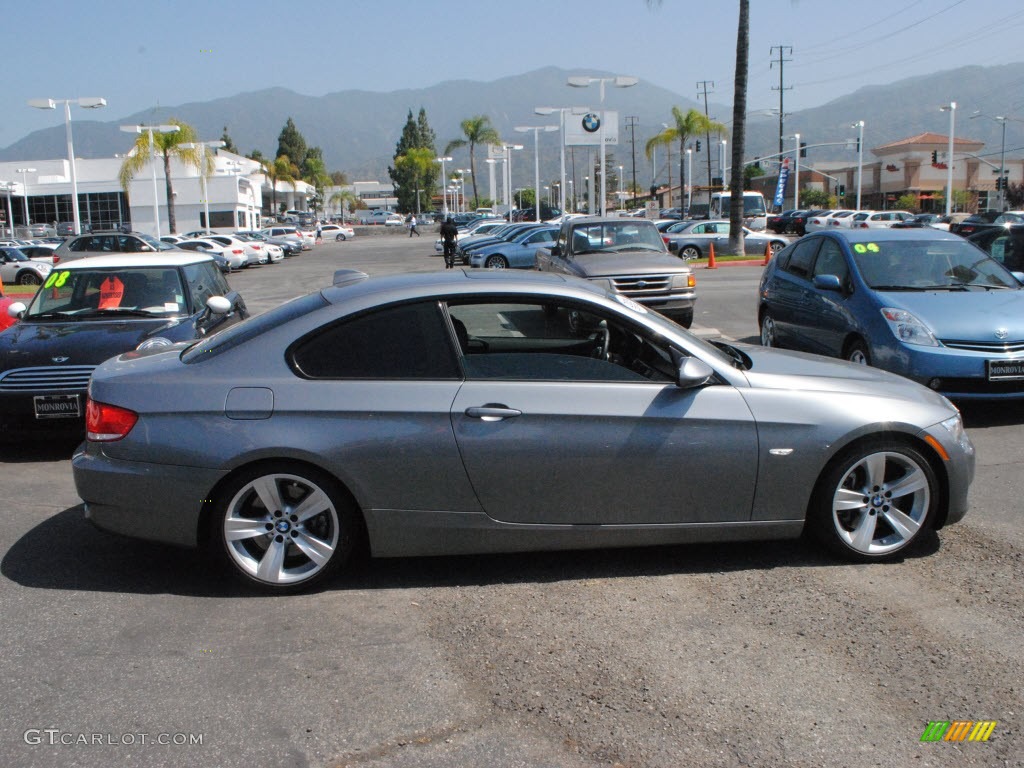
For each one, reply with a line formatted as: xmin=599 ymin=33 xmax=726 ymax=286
xmin=440 ymin=216 xmax=459 ymax=268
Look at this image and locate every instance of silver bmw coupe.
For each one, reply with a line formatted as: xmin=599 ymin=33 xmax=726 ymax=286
xmin=73 ymin=269 xmax=975 ymax=591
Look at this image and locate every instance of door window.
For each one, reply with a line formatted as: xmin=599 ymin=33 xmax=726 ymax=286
xmin=782 ymin=237 xmax=820 ymax=280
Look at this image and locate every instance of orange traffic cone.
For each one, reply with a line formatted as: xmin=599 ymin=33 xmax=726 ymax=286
xmin=763 ymin=241 xmax=772 ymax=266
xmin=706 ymin=241 xmax=717 ymax=269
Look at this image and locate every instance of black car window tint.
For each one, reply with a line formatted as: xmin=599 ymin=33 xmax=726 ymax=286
xmin=69 ymin=237 xmax=92 ymax=252
xmin=292 ymin=301 xmax=460 ymax=380
xmin=447 ymin=301 xmax=664 ymax=384
xmin=784 ymin=238 xmax=820 ymax=280
xmin=183 ymin=262 xmax=217 ymax=308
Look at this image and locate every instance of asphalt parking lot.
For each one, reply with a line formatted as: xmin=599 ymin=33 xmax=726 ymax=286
xmin=1 ymin=231 xmax=1022 ymax=768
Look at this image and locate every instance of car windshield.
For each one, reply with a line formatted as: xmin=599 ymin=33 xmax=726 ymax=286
xmin=26 ymin=267 xmax=188 ymax=318
xmin=2 ymin=248 xmax=30 ymax=261
xmin=572 ymin=222 xmax=666 ymax=254
xmin=852 ymin=239 xmax=1021 ymax=290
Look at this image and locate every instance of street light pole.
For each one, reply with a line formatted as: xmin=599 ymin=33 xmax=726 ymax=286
xmin=853 ymin=121 xmax=865 ymax=210
xmin=181 ymin=140 xmax=225 ymax=232
xmin=16 ymin=168 xmax=36 ymax=228
xmin=435 ymin=156 xmax=452 ymax=216
xmin=120 ymin=123 xmax=180 ymax=238
xmin=568 ymin=75 xmax=638 ymax=216
xmin=793 ymin=133 xmax=801 ymax=211
xmin=685 ymin=150 xmax=692 ymax=212
xmin=28 ymin=97 xmax=107 ymax=235
xmin=515 ymin=125 xmax=558 ymax=222
xmin=943 ymin=104 xmax=959 ymax=215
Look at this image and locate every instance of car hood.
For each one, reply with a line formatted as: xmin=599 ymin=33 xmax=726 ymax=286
xmin=571 ymin=251 xmax=689 ymax=276
xmin=0 ymin=317 xmax=186 ymax=370
xmin=878 ymin=289 xmax=1024 ymax=340
xmin=737 ymin=343 xmax=949 ymax=405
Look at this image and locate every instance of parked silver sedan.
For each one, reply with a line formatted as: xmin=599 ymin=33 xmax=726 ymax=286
xmin=73 ymin=270 xmax=974 ymax=591
xmin=663 ymin=219 xmax=787 ymax=260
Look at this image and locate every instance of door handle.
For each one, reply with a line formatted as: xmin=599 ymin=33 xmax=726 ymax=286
xmin=465 ymin=406 xmax=523 ymax=422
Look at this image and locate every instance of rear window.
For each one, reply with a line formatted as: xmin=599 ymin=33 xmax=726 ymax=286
xmin=182 ymin=292 xmax=328 ymax=363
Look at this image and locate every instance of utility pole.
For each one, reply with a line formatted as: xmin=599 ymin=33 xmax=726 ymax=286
xmin=697 ymin=80 xmax=715 ymax=189
xmin=626 ymin=115 xmax=639 ymax=206
xmin=770 ymin=46 xmax=793 ymax=159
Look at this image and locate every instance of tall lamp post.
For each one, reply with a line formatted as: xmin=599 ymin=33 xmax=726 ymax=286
xmin=792 ymin=133 xmax=801 ymax=210
xmin=180 ymin=140 xmax=225 ymax=232
xmin=969 ymin=109 xmax=1012 ymax=212
xmin=16 ymin=168 xmax=36 ymax=227
xmin=502 ymin=144 xmax=523 ymax=219
xmin=567 ymin=75 xmax=638 ymax=216
xmin=515 ymin=124 xmax=558 ymax=222
xmin=120 ymin=123 xmax=181 ymax=238
xmin=685 ymin=150 xmax=692 ymax=212
xmin=534 ymin=106 xmax=588 ymax=214
xmin=720 ymin=140 xmax=728 ymax=189
xmin=435 ymin=155 xmax=453 ymax=215
xmin=28 ymin=97 xmax=107 ymax=236
xmin=1 ymin=182 xmax=15 ymax=238
xmin=852 ymin=121 xmax=865 ymax=210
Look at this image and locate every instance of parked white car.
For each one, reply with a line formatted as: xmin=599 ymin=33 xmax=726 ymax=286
xmin=319 ymin=223 xmax=355 ymax=241
xmin=360 ymin=210 xmax=404 ymax=226
xmin=806 ymin=210 xmax=853 ymax=232
xmin=176 ymin=238 xmax=247 ymax=272
xmin=261 ymin=226 xmax=313 ymax=250
xmin=851 ymin=211 xmax=915 ymax=229
xmin=233 ymin=233 xmax=284 ymax=263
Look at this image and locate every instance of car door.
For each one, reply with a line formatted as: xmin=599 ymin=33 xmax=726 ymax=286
xmin=447 ymin=299 xmax=758 ymax=525
xmin=764 ymin=236 xmax=821 ymax=350
xmin=799 ymin=237 xmax=857 ymax=356
xmin=513 ymin=229 xmax=556 ymax=267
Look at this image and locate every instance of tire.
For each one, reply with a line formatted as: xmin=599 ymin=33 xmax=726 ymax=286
xmin=17 ymin=271 xmax=42 ymax=285
xmin=215 ymin=463 xmax=358 ymax=591
xmin=760 ymin=312 xmax=777 ymax=347
xmin=335 ymin=233 xmax=346 ymax=241
xmin=485 ymin=254 xmax=508 ymax=269
xmin=769 ymin=240 xmax=784 ymax=256
xmin=807 ymin=440 xmax=938 ymax=561
xmin=846 ymin=339 xmax=870 ymax=365
xmin=680 ymin=245 xmax=701 ymax=260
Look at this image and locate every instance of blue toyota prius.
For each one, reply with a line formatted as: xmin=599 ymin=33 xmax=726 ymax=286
xmin=757 ymin=228 xmax=1024 ymax=399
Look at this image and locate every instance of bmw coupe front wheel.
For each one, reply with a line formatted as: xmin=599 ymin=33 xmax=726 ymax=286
xmin=216 ymin=465 xmax=357 ymax=590
xmin=809 ymin=441 xmax=938 ymax=561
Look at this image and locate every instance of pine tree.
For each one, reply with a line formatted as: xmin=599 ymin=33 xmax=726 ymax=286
xmin=276 ymin=118 xmax=308 ymax=173
xmin=389 ymin=108 xmax=440 ymax=213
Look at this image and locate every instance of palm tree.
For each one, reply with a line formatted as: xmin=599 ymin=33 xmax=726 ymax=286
xmin=118 ymin=119 xmax=203 ymax=234
xmin=263 ymin=155 xmax=297 ymax=216
xmin=645 ymin=107 xmax=726 ymax=211
xmin=728 ymin=0 xmax=750 ymax=256
xmin=444 ymin=116 xmax=500 ymax=209
xmin=329 ymin=189 xmax=359 ymax=220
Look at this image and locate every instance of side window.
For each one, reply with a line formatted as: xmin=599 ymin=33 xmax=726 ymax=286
xmin=812 ymin=239 xmax=850 ymax=282
xmin=291 ymin=302 xmax=460 ymax=379
xmin=783 ymin=238 xmax=820 ymax=280
xmin=989 ymin=234 xmax=1008 ymax=265
xmin=527 ymin=230 xmax=554 ymax=244
xmin=446 ymin=300 xmax=673 ymax=384
xmin=556 ymin=227 xmax=569 ymax=253
xmin=182 ymin=262 xmax=225 ymax=309
xmin=69 ymin=237 xmax=93 ymax=252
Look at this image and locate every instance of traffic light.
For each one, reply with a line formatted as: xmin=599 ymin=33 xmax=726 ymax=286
xmin=695 ymin=140 xmax=702 ymax=152
xmin=838 ymin=184 xmax=846 ymax=199
xmin=800 ymin=142 xmax=807 ymax=158
xmin=753 ymin=157 xmax=760 ymax=168
xmin=931 ymin=151 xmax=938 ymax=163
xmin=996 ymin=176 xmax=1008 ymax=190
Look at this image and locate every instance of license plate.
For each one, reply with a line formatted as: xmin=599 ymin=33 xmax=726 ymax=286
xmin=33 ymin=394 xmax=81 ymax=419
xmin=987 ymin=359 xmax=1024 ymax=381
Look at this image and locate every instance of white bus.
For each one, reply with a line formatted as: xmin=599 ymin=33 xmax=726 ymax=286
xmin=710 ymin=191 xmax=768 ymax=231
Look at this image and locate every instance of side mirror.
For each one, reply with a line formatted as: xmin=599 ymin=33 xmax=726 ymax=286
xmin=206 ymin=296 xmax=232 ymax=315
xmin=8 ymin=302 xmax=27 ymax=319
xmin=549 ymin=245 xmax=562 ymax=257
xmin=812 ymin=274 xmax=843 ymax=292
xmin=671 ymin=349 xmax=715 ymax=389
xmin=140 ymin=245 xmax=154 ymax=252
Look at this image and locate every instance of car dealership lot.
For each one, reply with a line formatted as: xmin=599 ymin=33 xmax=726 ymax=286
xmin=1 ymin=234 xmax=1022 ymax=767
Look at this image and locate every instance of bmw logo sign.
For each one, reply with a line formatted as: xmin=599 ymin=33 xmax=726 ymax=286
xmin=582 ymin=113 xmax=601 ymax=133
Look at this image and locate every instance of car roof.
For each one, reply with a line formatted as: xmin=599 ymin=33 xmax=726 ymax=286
xmin=321 ymin=268 xmax=608 ymax=307
xmin=54 ymin=252 xmax=216 ymax=269
xmin=817 ymin=227 xmax=963 ymax=244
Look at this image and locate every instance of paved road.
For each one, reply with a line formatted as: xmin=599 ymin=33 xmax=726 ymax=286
xmin=1 ymin=232 xmax=1021 ymax=768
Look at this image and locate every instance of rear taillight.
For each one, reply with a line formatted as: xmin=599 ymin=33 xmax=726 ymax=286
xmin=86 ymin=398 xmax=138 ymax=441
xmin=232 ymin=249 xmax=244 ymax=254
xmin=52 ymin=254 xmax=61 ymax=265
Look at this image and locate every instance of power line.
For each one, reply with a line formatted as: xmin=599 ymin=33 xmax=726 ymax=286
xmin=697 ymin=80 xmax=715 ymax=188
xmin=626 ymin=115 xmax=639 ymax=205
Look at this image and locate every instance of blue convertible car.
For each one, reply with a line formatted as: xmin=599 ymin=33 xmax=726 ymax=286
xmin=758 ymin=228 xmax=1024 ymax=399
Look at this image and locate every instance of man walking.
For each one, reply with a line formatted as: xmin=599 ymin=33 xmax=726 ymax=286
xmin=408 ymin=214 xmax=420 ymax=237
xmin=440 ymin=216 xmax=459 ymax=268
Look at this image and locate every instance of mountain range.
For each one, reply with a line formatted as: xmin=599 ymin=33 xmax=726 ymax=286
xmin=3 ymin=64 xmax=1022 ymax=188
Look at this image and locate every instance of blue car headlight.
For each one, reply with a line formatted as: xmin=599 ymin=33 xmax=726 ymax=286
xmin=880 ymin=307 xmax=939 ymax=347
xmin=137 ymin=337 xmax=174 ymax=350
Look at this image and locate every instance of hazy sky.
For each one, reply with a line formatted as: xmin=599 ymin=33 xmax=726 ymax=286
xmin=4 ymin=0 xmax=1021 ymax=148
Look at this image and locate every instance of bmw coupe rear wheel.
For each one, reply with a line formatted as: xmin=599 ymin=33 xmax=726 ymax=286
xmin=485 ymin=255 xmax=508 ymax=269
xmin=336 ymin=233 xmax=346 ymax=241
xmin=680 ymin=245 xmax=701 ymax=260
xmin=217 ymin=466 xmax=356 ymax=590
xmin=809 ymin=441 xmax=937 ymax=561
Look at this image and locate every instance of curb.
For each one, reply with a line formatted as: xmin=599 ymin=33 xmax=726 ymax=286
xmin=696 ymin=259 xmax=765 ymax=268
